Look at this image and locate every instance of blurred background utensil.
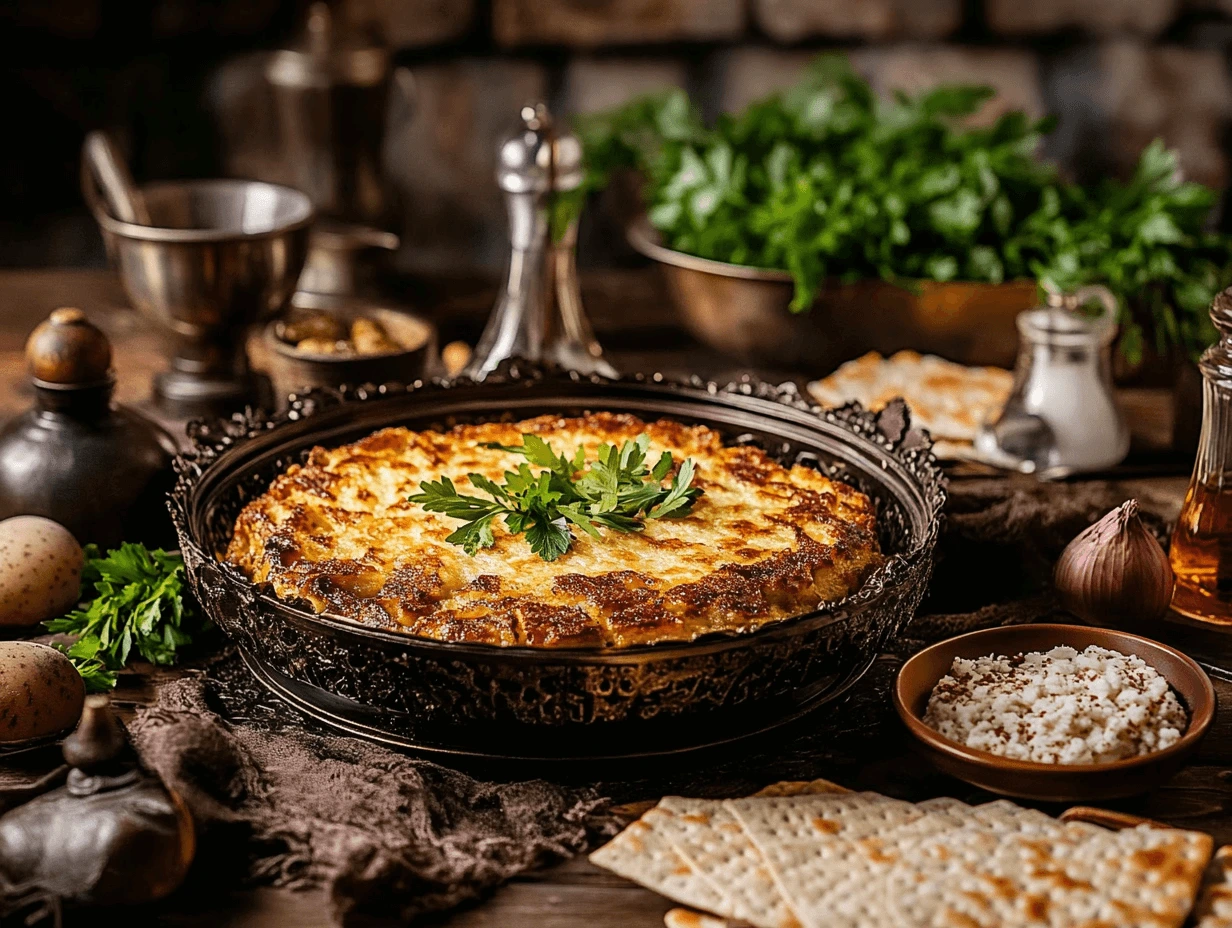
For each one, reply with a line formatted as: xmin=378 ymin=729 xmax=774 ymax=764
xmin=81 ymin=132 xmax=150 ymax=227
xmin=263 ymin=1 xmax=413 ymax=297
xmin=83 ymin=160 xmax=313 ymax=417
xmin=297 ymin=222 xmax=400 ymax=296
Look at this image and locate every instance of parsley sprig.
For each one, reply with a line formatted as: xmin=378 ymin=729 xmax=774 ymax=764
xmin=44 ymin=543 xmax=209 ymax=693
xmin=409 ymin=433 xmax=701 ymax=561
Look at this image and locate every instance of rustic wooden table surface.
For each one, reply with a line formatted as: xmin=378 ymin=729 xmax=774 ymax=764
xmin=0 ymin=268 xmax=1226 ymax=928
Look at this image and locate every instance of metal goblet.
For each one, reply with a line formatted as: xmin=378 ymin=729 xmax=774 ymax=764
xmin=86 ymin=176 xmax=313 ymax=417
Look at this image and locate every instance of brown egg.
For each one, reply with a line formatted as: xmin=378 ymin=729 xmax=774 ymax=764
xmin=0 ymin=516 xmax=84 ymax=625
xmin=0 ymin=641 xmax=85 ymax=742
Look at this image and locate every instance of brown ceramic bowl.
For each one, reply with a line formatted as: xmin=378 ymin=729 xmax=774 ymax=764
xmin=264 ymin=292 xmax=437 ymax=400
xmin=894 ymin=624 xmax=1215 ymax=802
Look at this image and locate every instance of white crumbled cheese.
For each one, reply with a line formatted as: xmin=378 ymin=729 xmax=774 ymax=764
xmin=922 ymin=645 xmax=1188 ymax=765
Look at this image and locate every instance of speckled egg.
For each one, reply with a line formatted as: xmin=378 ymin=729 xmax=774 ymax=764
xmin=0 ymin=641 xmax=85 ymax=742
xmin=0 ymin=516 xmax=84 ymax=626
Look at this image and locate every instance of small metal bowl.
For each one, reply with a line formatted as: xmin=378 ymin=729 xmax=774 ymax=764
xmin=264 ymin=293 xmax=437 ymax=398
xmin=88 ymin=177 xmax=314 ymax=413
xmin=894 ymin=624 xmax=1215 ymax=802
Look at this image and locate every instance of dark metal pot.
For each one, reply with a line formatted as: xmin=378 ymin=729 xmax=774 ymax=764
xmin=0 ymin=309 xmax=178 ymax=548
xmin=169 ymin=364 xmax=945 ymax=762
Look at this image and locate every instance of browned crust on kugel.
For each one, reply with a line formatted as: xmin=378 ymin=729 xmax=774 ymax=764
xmin=224 ymin=413 xmax=883 ymax=647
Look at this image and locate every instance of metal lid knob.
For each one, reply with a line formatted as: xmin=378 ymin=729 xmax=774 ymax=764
xmin=26 ymin=307 xmax=114 ymax=387
xmin=63 ymin=694 xmax=129 ymax=775
xmin=266 ymin=1 xmax=390 ymax=89
xmin=497 ymin=104 xmax=583 ymax=194
xmin=1212 ymin=287 xmax=1232 ymax=337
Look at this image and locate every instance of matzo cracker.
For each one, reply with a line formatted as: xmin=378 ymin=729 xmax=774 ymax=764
xmin=808 ymin=350 xmax=1012 ymax=445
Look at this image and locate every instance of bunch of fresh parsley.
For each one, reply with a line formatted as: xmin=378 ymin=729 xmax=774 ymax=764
xmin=45 ymin=543 xmax=209 ymax=693
xmin=409 ymin=434 xmax=701 ymax=561
xmin=576 ymin=54 xmax=1232 ymax=363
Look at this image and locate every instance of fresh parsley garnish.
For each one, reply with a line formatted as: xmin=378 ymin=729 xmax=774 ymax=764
xmin=44 ymin=543 xmax=209 ymax=693
xmin=575 ymin=54 xmax=1232 ymax=363
xmin=408 ymin=433 xmax=702 ymax=562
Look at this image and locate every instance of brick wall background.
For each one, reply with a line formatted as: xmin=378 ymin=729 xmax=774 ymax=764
xmin=5 ymin=0 xmax=1232 ymax=273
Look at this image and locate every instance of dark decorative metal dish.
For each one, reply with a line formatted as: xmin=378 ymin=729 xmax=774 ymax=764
xmin=169 ymin=363 xmax=946 ymax=761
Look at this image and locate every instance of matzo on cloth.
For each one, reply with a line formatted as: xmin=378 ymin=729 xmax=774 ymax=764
xmin=648 ymin=781 xmax=855 ymax=928
xmin=808 ymin=350 xmax=1013 ymax=451
xmin=591 ymin=786 xmax=1212 ymax=928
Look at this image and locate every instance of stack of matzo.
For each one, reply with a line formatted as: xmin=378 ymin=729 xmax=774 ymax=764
xmin=591 ymin=781 xmax=1212 ymax=928
xmin=808 ymin=351 xmax=1013 ymax=459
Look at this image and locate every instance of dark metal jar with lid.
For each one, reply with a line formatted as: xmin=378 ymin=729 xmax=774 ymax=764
xmin=0 ymin=308 xmax=178 ymax=548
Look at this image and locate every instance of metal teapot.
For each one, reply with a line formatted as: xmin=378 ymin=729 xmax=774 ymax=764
xmin=0 ymin=696 xmax=194 ymax=920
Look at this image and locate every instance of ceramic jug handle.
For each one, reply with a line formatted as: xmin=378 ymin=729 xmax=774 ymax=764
xmin=1071 ymin=284 xmax=1119 ymax=325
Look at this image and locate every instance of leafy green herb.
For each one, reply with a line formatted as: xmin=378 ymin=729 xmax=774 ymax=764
xmin=63 ymin=654 xmax=118 ymax=694
xmin=45 ymin=543 xmax=208 ymax=692
xmin=408 ymin=434 xmax=702 ymax=561
xmin=576 ymin=55 xmax=1232 ymax=362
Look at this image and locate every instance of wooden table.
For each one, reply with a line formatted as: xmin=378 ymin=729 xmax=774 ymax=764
xmin=0 ymin=269 xmax=1225 ymax=928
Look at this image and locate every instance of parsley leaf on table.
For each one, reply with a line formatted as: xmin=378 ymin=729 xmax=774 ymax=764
xmin=408 ymin=434 xmax=702 ymax=562
xmin=44 ymin=543 xmax=209 ymax=693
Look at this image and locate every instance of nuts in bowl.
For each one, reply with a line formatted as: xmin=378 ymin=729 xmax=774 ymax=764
xmin=263 ymin=294 xmax=437 ymax=396
xmin=277 ymin=310 xmax=405 ymax=357
xmin=894 ymin=624 xmax=1214 ymax=801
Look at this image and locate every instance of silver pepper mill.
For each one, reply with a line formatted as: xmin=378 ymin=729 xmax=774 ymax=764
xmin=464 ymin=104 xmax=617 ymax=380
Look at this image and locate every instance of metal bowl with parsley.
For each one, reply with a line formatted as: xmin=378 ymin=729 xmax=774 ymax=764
xmin=581 ymin=56 xmax=1232 ymax=371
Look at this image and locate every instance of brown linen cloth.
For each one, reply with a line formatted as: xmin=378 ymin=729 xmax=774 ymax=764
xmin=128 ymin=660 xmax=621 ymax=926
xmin=123 ymin=474 xmax=1164 ymax=925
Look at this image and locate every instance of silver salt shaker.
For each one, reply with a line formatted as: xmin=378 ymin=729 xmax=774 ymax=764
xmin=464 ymin=104 xmax=616 ymax=380
xmin=975 ymin=284 xmax=1129 ymax=475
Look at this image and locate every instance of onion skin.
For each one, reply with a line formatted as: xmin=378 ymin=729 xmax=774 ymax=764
xmin=1054 ymin=499 xmax=1175 ymax=630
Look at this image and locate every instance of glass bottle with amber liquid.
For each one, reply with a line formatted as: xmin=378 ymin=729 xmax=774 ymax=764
xmin=1171 ymin=289 xmax=1232 ymax=623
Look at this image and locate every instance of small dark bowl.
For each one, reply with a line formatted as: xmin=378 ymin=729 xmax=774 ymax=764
xmin=894 ymin=624 xmax=1215 ymax=802
xmin=264 ymin=293 xmax=437 ymax=399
